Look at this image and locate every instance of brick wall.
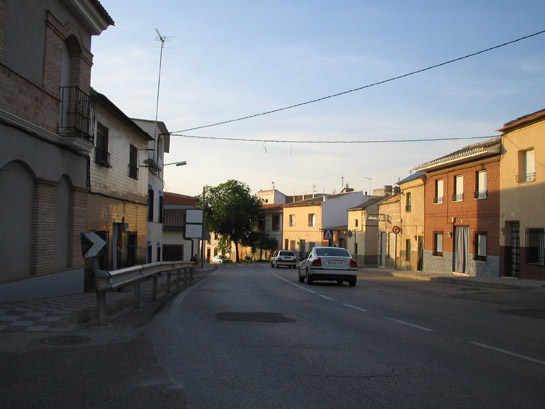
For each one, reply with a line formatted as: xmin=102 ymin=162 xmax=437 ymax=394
xmin=32 ymin=179 xmax=57 ymax=274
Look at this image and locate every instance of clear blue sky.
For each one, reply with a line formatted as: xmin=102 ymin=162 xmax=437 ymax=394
xmin=92 ymin=0 xmax=545 ymax=197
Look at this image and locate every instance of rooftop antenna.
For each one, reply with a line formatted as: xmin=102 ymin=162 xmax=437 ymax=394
xmin=272 ymin=181 xmax=275 ymax=189
xmin=153 ymin=29 xmax=169 ymax=162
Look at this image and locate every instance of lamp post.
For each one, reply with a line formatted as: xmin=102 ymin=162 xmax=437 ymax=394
xmin=163 ymin=160 xmax=187 ymax=167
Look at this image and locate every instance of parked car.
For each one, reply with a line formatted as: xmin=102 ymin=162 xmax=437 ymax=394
xmin=271 ymin=250 xmax=298 ymax=268
xmin=212 ymin=255 xmax=231 ymax=264
xmin=298 ymin=247 xmax=357 ymax=286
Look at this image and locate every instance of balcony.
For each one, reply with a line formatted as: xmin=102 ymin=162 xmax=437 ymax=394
xmin=128 ymin=163 xmax=139 ymax=180
xmin=58 ymin=86 xmax=95 ymax=145
xmin=474 ymin=190 xmax=488 ymax=199
xmin=433 ymin=196 xmax=444 ymax=204
xmin=94 ymin=147 xmax=111 ymax=167
xmin=452 ymin=193 xmax=464 ymax=202
xmin=516 ymin=172 xmax=536 ymax=183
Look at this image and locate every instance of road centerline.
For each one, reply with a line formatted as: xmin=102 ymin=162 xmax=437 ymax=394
xmin=383 ymin=316 xmax=435 ymax=332
xmin=470 ymin=341 xmax=545 ymax=366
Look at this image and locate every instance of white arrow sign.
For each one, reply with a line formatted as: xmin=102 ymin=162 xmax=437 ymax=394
xmin=80 ymin=232 xmax=107 ymax=258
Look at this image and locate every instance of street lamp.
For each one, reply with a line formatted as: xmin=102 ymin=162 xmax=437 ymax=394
xmin=163 ymin=160 xmax=187 ymax=167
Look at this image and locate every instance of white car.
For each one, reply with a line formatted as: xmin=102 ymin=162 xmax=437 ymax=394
xmin=212 ymin=255 xmax=231 ymax=264
xmin=271 ymin=250 xmax=297 ymax=268
xmin=298 ymin=247 xmax=357 ymax=286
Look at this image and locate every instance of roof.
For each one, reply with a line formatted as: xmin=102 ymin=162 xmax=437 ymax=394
xmin=498 ymin=108 xmax=545 ymax=133
xmin=397 ymin=171 xmax=425 ymax=186
xmin=262 ymin=203 xmax=283 ymax=212
xmin=348 ymin=196 xmax=385 ymax=211
xmin=164 ymin=192 xmax=197 ymax=206
xmin=414 ymin=137 xmax=500 ymax=172
xmin=381 ymin=193 xmax=401 ymax=204
xmin=284 ymin=196 xmax=326 ymax=207
xmin=132 ymin=118 xmax=170 ymax=153
xmin=91 ymin=89 xmax=153 ymax=141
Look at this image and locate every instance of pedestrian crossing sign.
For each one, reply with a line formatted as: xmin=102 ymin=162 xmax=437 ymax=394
xmin=323 ymin=229 xmax=333 ymax=240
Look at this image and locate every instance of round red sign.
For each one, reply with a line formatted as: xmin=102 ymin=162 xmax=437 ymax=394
xmin=392 ymin=226 xmax=401 ymax=234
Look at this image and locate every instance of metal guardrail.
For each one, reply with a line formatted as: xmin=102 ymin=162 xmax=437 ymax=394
xmin=94 ymin=260 xmax=195 ymax=325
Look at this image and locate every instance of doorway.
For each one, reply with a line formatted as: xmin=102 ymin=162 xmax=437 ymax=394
xmin=507 ymin=222 xmax=520 ymax=277
xmin=454 ymin=226 xmax=469 ymax=274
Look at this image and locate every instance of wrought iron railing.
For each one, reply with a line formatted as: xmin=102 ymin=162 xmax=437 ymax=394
xmin=516 ymin=172 xmax=536 ymax=183
xmin=94 ymin=147 xmax=111 ymax=167
xmin=58 ymin=86 xmax=95 ymax=143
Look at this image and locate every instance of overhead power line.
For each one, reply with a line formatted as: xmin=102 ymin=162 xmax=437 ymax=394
xmin=170 ymin=28 xmax=545 ymax=135
xmin=172 ymin=134 xmax=499 ymax=144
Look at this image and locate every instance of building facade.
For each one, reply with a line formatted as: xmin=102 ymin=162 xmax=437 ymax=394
xmin=347 ymin=197 xmax=385 ymax=266
xmin=377 ymin=194 xmax=402 ymax=269
xmin=85 ymin=91 xmax=151 ymax=287
xmin=415 ymin=138 xmax=501 ymax=276
xmin=498 ymin=110 xmax=545 ymax=280
xmin=397 ymin=172 xmax=426 ymax=271
xmin=163 ymin=192 xmax=199 ymax=262
xmin=0 ymin=0 xmax=113 ymax=302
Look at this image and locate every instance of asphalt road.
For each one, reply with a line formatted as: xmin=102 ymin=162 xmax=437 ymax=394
xmin=147 ymin=264 xmax=545 ymax=409
xmin=2 ymin=264 xmax=544 ymax=409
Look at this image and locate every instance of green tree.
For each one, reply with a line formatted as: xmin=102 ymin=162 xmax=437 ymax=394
xmin=203 ymin=180 xmax=263 ymax=263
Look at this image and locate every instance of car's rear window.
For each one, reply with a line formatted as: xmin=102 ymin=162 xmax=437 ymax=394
xmin=279 ymin=251 xmax=295 ymax=256
xmin=315 ymin=248 xmax=350 ymax=257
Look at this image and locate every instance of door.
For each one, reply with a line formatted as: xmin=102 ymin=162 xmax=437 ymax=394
xmin=380 ymin=232 xmax=387 ymax=266
xmin=417 ymin=236 xmax=424 ymax=271
xmin=454 ymin=226 xmax=470 ymax=274
xmin=509 ymin=222 xmax=520 ymax=277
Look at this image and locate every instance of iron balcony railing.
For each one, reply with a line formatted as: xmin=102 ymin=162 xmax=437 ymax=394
xmin=94 ymin=146 xmax=111 ymax=167
xmin=58 ymin=86 xmax=95 ymax=143
xmin=516 ymin=172 xmax=536 ymax=183
xmin=474 ymin=190 xmax=488 ymax=199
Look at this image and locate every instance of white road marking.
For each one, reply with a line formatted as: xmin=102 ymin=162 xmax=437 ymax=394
xmin=342 ymin=303 xmax=368 ymax=312
xmin=383 ymin=316 xmax=435 ymax=332
xmin=470 ymin=342 xmax=545 ymax=366
xmin=318 ymin=294 xmax=334 ymax=301
xmin=272 ymin=272 xmax=315 ymax=293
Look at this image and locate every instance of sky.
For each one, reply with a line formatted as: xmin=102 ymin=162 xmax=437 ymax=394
xmin=91 ymin=0 xmax=545 ymax=197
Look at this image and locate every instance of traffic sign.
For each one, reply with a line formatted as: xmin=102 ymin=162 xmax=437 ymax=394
xmin=392 ymin=225 xmax=401 ymax=234
xmin=323 ymin=229 xmax=333 ymax=240
xmin=80 ymin=231 xmax=107 ymax=258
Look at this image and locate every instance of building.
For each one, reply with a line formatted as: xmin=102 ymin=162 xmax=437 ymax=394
xmin=414 ymin=138 xmax=501 ymax=276
xmin=377 ymin=193 xmax=402 ymax=269
xmin=85 ymin=90 xmax=151 ymax=287
xmin=132 ymin=119 xmax=170 ymax=264
xmin=397 ymin=172 xmax=426 ymax=271
xmin=283 ymin=191 xmax=366 ymax=258
xmin=163 ymin=192 xmax=199 ymax=262
xmin=0 ymin=0 xmax=113 ymax=302
xmin=347 ymin=196 xmax=386 ymax=266
xmin=498 ymin=109 xmax=545 ymax=280
xmin=257 ymin=189 xmax=286 ymax=252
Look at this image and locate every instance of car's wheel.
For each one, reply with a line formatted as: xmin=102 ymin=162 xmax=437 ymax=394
xmin=349 ymin=279 xmax=356 ymax=287
xmin=306 ymin=269 xmax=313 ymax=285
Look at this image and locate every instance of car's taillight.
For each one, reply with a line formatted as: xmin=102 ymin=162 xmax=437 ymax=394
xmin=349 ymin=258 xmax=357 ymax=267
xmin=311 ymin=257 xmax=322 ymax=266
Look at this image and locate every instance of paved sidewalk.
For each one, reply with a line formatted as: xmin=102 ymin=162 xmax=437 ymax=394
xmin=360 ymin=266 xmax=545 ymax=290
xmin=0 ymin=266 xmax=215 ymax=333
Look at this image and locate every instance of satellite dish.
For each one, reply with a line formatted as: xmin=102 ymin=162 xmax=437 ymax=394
xmin=347 ymin=231 xmax=353 ymax=237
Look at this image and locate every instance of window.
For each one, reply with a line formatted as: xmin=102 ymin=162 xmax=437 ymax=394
xmin=406 ymin=239 xmax=411 ymax=261
xmin=128 ymin=144 xmax=138 ymax=179
xmin=95 ymin=123 xmax=110 ymax=167
xmin=289 ymin=214 xmax=295 ymax=227
xmin=518 ymin=149 xmax=536 ymax=183
xmin=284 ymin=239 xmax=289 ymax=249
xmin=474 ymin=232 xmax=487 ymax=261
xmin=434 ymin=232 xmax=443 ymax=256
xmin=405 ymin=192 xmax=412 ymax=212
xmin=527 ymin=228 xmax=544 ymax=265
xmin=158 ymin=193 xmax=164 ymax=223
xmin=272 ymin=215 xmax=280 ymax=231
xmin=453 ymin=175 xmax=464 ymax=202
xmin=289 ymin=240 xmax=295 ymax=251
xmin=355 ymin=219 xmax=359 ymax=228
xmin=434 ymin=180 xmax=444 ymax=204
xmin=148 ymin=188 xmax=154 ymax=222
xmin=475 ymin=170 xmax=488 ymax=199
xmin=156 ymin=244 xmax=161 ymax=262
xmin=308 ymin=213 xmax=315 ymax=227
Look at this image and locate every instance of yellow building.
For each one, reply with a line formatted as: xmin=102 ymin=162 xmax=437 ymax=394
xmin=377 ymin=194 xmax=402 ymax=268
xmin=499 ymin=109 xmax=545 ymax=280
xmin=347 ymin=197 xmax=385 ymax=266
xmin=397 ymin=172 xmax=426 ymax=271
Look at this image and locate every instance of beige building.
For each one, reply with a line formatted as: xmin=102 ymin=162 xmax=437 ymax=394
xmin=397 ymin=172 xmax=426 ymax=271
xmin=283 ymin=191 xmax=365 ymax=258
xmin=347 ymin=197 xmax=385 ymax=266
xmin=377 ymin=193 xmax=402 ymax=268
xmin=499 ymin=109 xmax=545 ymax=280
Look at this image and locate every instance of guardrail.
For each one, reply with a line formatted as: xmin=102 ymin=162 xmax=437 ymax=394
xmin=94 ymin=260 xmax=195 ymax=325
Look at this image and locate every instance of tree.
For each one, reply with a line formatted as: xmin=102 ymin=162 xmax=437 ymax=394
xmin=203 ymin=180 xmax=263 ymax=263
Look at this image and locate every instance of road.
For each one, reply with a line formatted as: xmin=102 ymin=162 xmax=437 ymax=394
xmin=148 ymin=264 xmax=545 ymax=409
xmin=1 ymin=263 xmax=544 ymax=408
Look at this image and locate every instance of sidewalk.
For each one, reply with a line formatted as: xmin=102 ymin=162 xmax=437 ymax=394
xmin=360 ymin=266 xmax=545 ymax=290
xmin=0 ymin=265 xmax=216 ymax=333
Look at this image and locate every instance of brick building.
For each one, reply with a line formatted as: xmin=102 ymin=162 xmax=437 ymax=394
xmin=0 ymin=0 xmax=113 ymax=302
xmin=414 ymin=138 xmax=501 ymax=276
